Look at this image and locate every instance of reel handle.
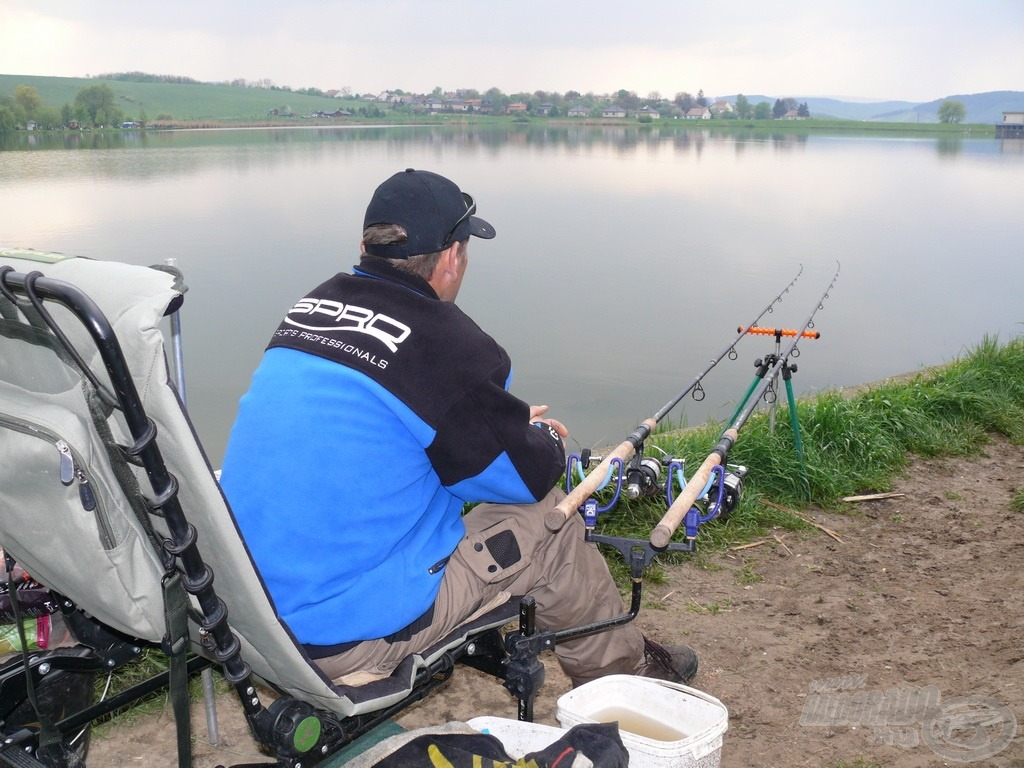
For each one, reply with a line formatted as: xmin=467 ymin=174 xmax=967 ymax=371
xmin=650 ymin=428 xmax=738 ymax=548
xmin=546 ymin=418 xmax=656 ymax=531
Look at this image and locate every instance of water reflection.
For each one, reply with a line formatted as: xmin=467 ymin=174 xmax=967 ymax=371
xmin=3 ymin=123 xmax=825 ymax=155
xmin=1 ymin=125 xmax=1021 ymax=460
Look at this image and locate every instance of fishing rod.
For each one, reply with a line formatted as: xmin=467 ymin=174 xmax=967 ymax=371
xmin=545 ymin=263 xmax=805 ymax=532
xmin=649 ymin=261 xmax=841 ymax=548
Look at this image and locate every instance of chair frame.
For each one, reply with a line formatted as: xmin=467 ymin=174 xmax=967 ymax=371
xmin=0 ymin=265 xmax=655 ymax=768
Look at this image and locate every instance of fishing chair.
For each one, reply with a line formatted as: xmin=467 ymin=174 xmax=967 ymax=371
xmin=0 ymin=249 xmax=573 ymax=768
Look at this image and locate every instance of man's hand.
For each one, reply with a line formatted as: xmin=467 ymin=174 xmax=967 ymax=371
xmin=529 ymin=405 xmax=569 ymax=439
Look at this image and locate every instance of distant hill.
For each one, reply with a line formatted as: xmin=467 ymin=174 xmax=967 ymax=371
xmin=903 ymin=91 xmax=1024 ymax=124
xmin=719 ymin=91 xmax=1024 ymax=123
xmin=0 ymin=73 xmax=354 ymax=121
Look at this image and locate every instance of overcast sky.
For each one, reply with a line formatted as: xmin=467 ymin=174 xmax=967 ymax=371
xmin=2 ymin=0 xmax=1020 ymax=103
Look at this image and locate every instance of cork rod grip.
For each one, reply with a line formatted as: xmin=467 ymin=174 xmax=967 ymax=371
xmin=544 ymin=419 xmax=657 ymax=531
xmin=649 ymin=428 xmax=738 ymax=548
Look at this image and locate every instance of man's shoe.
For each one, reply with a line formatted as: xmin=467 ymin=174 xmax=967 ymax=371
xmin=638 ymin=637 xmax=698 ymax=684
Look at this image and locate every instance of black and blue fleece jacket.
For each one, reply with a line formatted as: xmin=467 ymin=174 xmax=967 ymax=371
xmin=220 ymin=258 xmax=565 ymax=645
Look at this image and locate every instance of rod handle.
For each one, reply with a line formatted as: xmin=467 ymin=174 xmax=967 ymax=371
xmin=650 ymin=428 xmax=738 ymax=548
xmin=738 ymin=326 xmax=820 ymax=339
xmin=545 ymin=419 xmax=656 ymax=531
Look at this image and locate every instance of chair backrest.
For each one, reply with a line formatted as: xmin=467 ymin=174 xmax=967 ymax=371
xmin=0 ymin=249 xmax=386 ymax=717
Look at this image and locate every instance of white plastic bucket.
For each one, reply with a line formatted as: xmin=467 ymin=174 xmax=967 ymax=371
xmin=556 ymin=675 xmax=728 ymax=768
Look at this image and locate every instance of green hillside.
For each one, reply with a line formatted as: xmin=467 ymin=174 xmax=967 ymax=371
xmin=0 ymin=74 xmax=355 ymax=121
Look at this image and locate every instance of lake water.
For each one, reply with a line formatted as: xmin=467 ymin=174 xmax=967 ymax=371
xmin=2 ymin=125 xmax=1022 ymax=464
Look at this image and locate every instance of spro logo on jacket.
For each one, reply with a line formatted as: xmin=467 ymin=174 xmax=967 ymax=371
xmin=283 ymin=297 xmax=411 ymax=353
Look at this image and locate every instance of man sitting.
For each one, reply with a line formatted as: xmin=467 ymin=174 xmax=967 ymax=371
xmin=220 ymin=169 xmax=697 ymax=687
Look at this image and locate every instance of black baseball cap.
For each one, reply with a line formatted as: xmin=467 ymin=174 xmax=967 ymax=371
xmin=362 ymin=169 xmax=496 ymax=259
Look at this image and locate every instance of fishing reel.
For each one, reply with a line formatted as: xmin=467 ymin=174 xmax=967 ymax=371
xmin=664 ymin=460 xmax=747 ymax=540
xmin=705 ymin=463 xmax=747 ymax=520
xmin=625 ymin=457 xmax=662 ymax=500
xmin=569 ymin=449 xmax=667 ymax=506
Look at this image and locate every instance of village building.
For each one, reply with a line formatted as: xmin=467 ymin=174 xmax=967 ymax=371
xmin=602 ymin=105 xmax=627 ymax=118
xmin=311 ymin=109 xmax=352 ymax=119
xmin=685 ymin=106 xmax=711 ymax=120
xmin=996 ymin=110 xmax=1024 ymax=137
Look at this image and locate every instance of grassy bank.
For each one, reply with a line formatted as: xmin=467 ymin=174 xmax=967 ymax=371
xmin=593 ymin=336 xmax=1024 ymax=556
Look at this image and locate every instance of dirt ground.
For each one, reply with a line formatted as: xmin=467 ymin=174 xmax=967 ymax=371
xmin=89 ymin=436 xmax=1023 ymax=767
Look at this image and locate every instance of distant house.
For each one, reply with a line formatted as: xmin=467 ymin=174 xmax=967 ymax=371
xmin=536 ymin=103 xmax=554 ymax=116
xmin=506 ymin=102 xmax=528 ymax=114
xmin=121 ymin=121 xmax=140 ymax=129
xmin=568 ymin=105 xmax=589 ymax=118
xmin=781 ymin=109 xmax=804 ymax=120
xmin=267 ymin=108 xmax=280 ymax=116
xmin=636 ymin=105 xmax=661 ymax=120
xmin=997 ymin=111 xmax=1024 ymax=137
xmin=710 ymin=100 xmax=733 ymax=116
xmin=312 ymin=110 xmax=352 ymax=119
xmin=424 ymin=98 xmax=445 ymax=112
xmin=67 ymin=120 xmax=80 ymax=130
xmin=602 ymin=105 xmax=627 ymax=118
xmin=25 ymin=120 xmax=37 ymax=131
xmin=685 ymin=107 xmax=711 ymax=120
xmin=444 ymin=99 xmax=468 ymax=112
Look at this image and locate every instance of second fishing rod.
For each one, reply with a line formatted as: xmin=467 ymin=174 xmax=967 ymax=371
xmin=544 ymin=263 xmax=806 ymax=533
xmin=649 ymin=261 xmax=841 ymax=548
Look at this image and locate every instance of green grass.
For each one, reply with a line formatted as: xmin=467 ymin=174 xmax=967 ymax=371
xmin=1 ymin=73 xmax=361 ymax=121
xmin=92 ymin=650 xmax=228 ymax=733
xmin=589 ymin=336 xmax=1024 ymax=560
xmin=1012 ymin=489 xmax=1024 ymax=513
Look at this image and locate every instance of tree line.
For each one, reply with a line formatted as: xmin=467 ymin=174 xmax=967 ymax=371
xmin=0 ymin=83 xmax=141 ymax=133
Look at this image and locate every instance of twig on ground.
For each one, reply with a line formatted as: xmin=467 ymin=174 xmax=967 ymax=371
xmin=841 ymin=492 xmax=906 ymax=503
xmin=762 ymin=500 xmax=844 ymax=543
xmin=728 ymin=540 xmax=771 ymax=551
xmin=772 ymin=534 xmax=793 ymax=556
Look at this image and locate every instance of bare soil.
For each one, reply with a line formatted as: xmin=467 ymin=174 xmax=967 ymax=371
xmin=89 ymin=436 xmax=1024 ymax=767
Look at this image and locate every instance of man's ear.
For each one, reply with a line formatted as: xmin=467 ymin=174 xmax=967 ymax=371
xmin=427 ymin=242 xmax=462 ymax=299
xmin=439 ymin=242 xmax=461 ymax=280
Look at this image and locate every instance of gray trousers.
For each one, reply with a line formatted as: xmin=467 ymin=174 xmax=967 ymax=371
xmin=314 ymin=488 xmax=645 ymax=687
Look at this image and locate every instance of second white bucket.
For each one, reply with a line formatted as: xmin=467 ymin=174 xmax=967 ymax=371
xmin=556 ymin=675 xmax=728 ymax=768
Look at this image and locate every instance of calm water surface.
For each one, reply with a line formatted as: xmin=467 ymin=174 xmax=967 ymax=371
xmin=2 ymin=126 xmax=1022 ymax=464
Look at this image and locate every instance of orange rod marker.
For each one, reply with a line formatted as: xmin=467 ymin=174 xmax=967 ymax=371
xmin=737 ymin=326 xmax=820 ymax=339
